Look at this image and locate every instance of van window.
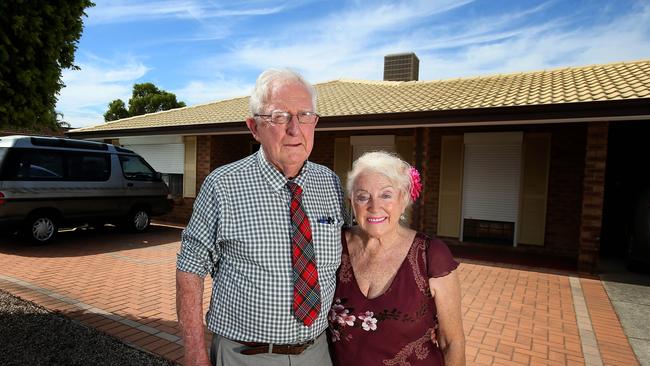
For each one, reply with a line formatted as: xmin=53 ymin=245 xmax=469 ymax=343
xmin=119 ymin=155 xmax=156 ymax=181
xmin=67 ymin=152 xmax=111 ymax=181
xmin=0 ymin=148 xmax=64 ymax=180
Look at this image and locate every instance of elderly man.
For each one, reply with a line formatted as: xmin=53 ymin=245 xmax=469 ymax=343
xmin=176 ymin=69 xmax=346 ymax=366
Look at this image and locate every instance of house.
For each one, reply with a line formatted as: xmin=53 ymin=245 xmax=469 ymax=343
xmin=67 ymin=57 xmax=650 ymax=271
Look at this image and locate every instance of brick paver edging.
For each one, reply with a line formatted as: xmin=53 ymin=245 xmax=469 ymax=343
xmin=570 ymin=276 xmax=604 ymax=366
xmin=580 ymin=278 xmax=640 ymax=366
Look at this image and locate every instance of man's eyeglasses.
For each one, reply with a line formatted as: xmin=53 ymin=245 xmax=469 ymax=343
xmin=254 ymin=110 xmax=319 ymax=125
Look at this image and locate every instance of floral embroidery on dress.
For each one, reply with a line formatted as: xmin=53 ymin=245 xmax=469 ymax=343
xmin=328 ymin=298 xmax=357 ymax=341
xmin=328 ymin=296 xmax=431 ymax=342
xmin=358 ymin=311 xmax=378 ymax=331
xmin=328 ymin=298 xmax=384 ymax=341
xmin=338 ymin=253 xmax=353 ymax=283
xmin=382 ymin=328 xmax=433 ymax=366
xmin=407 ymin=236 xmax=429 ymax=295
xmin=329 ymin=298 xmax=356 ymax=326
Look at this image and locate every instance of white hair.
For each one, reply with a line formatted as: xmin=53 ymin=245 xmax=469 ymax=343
xmin=249 ymin=68 xmax=317 ymax=115
xmin=347 ymin=150 xmax=414 ymax=207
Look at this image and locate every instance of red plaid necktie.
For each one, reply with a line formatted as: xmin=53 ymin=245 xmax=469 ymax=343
xmin=287 ymin=182 xmax=321 ymax=326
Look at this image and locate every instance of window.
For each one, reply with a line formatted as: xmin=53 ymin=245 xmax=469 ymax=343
xmin=119 ymin=155 xmax=157 ymax=181
xmin=67 ymin=153 xmax=111 ymax=181
xmin=162 ymin=173 xmax=183 ymax=196
xmin=0 ymin=149 xmax=64 ymax=180
xmin=0 ymin=148 xmax=113 ymax=181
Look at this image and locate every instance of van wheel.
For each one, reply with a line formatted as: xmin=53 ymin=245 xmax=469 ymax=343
xmin=23 ymin=214 xmax=58 ymax=244
xmin=126 ymin=208 xmax=150 ymax=232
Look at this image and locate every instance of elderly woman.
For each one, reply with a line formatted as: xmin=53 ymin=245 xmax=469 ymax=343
xmin=329 ymin=151 xmax=465 ymax=366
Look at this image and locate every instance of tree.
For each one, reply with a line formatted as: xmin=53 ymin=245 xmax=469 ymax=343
xmin=0 ymin=0 xmax=94 ymax=131
xmin=103 ymin=83 xmax=186 ymax=122
xmin=104 ymin=99 xmax=129 ymax=122
xmin=128 ymin=83 xmax=186 ymax=116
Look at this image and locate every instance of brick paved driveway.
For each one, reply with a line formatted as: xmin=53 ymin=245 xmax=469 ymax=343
xmin=0 ymin=225 xmax=639 ymax=365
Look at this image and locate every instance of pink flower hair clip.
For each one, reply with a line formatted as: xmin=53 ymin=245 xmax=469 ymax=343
xmin=409 ymin=167 xmax=422 ymax=202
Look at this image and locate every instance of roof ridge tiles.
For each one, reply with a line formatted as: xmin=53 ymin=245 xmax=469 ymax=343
xmin=328 ymin=59 xmax=650 ymax=86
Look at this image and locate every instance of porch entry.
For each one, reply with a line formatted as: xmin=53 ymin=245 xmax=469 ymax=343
xmin=438 ymin=132 xmax=550 ymax=247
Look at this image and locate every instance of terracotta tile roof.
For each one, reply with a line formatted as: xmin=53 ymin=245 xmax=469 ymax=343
xmin=70 ymin=59 xmax=650 ymax=133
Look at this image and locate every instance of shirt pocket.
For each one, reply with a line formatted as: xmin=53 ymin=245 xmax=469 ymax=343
xmin=310 ymin=210 xmax=343 ymax=269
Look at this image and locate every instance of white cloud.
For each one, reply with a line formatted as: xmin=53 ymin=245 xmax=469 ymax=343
xmin=193 ymin=1 xmax=475 ymax=83
xmin=416 ymin=2 xmax=650 ymax=79
xmin=211 ymin=0 xmax=650 ymax=83
xmin=173 ymin=79 xmax=254 ymax=106
xmin=57 ymin=57 xmax=150 ymax=128
xmin=86 ymin=0 xmax=289 ymax=24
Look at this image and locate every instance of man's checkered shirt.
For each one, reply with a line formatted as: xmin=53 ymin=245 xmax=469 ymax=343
xmin=177 ymin=149 xmax=347 ymax=344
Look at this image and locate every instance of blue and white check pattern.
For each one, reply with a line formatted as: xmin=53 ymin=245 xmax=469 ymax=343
xmin=177 ymin=149 xmax=347 ymax=343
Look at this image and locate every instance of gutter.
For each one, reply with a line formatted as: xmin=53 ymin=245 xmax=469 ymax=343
xmin=66 ymin=98 xmax=650 ymax=139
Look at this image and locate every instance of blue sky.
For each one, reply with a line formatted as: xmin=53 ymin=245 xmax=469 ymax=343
xmin=57 ymin=0 xmax=650 ymax=128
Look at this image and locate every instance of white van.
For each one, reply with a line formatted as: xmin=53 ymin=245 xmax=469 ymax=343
xmin=0 ymin=135 xmax=172 ymax=243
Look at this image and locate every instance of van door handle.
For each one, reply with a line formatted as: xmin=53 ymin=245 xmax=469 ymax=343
xmin=127 ymin=183 xmax=134 ymax=187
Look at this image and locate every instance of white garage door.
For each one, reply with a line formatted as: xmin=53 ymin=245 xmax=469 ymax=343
xmin=124 ymin=143 xmax=184 ymax=174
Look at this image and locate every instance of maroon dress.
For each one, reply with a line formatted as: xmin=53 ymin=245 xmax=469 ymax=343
xmin=328 ymin=231 xmax=459 ymax=366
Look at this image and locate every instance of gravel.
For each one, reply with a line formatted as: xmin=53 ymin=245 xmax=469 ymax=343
xmin=0 ymin=289 xmax=176 ymax=366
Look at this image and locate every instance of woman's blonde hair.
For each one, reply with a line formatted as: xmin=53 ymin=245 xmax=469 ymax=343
xmin=347 ymin=150 xmax=414 ymax=207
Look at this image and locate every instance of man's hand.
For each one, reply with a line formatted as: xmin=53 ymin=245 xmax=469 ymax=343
xmin=176 ymin=270 xmax=210 ymax=366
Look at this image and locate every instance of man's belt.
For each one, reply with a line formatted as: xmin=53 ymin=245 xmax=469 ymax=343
xmin=237 ymin=339 xmax=315 ymax=355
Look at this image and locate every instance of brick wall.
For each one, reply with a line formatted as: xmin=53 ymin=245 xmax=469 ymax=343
xmin=310 ymin=131 xmax=338 ymax=167
xmin=419 ymin=127 xmax=441 ymax=236
xmin=545 ymin=125 xmax=587 ymax=257
xmin=412 ymin=128 xmax=427 ymax=231
xmin=210 ymin=134 xmax=255 ymax=170
xmin=578 ymin=122 xmax=609 ymax=272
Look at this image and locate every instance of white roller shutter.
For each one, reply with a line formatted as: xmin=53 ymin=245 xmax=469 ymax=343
xmin=124 ymin=144 xmax=184 ymax=174
xmin=461 ymin=132 xmax=523 ymax=224
xmin=353 ymin=145 xmax=395 ymax=160
xmin=350 ymin=135 xmax=396 ymax=160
